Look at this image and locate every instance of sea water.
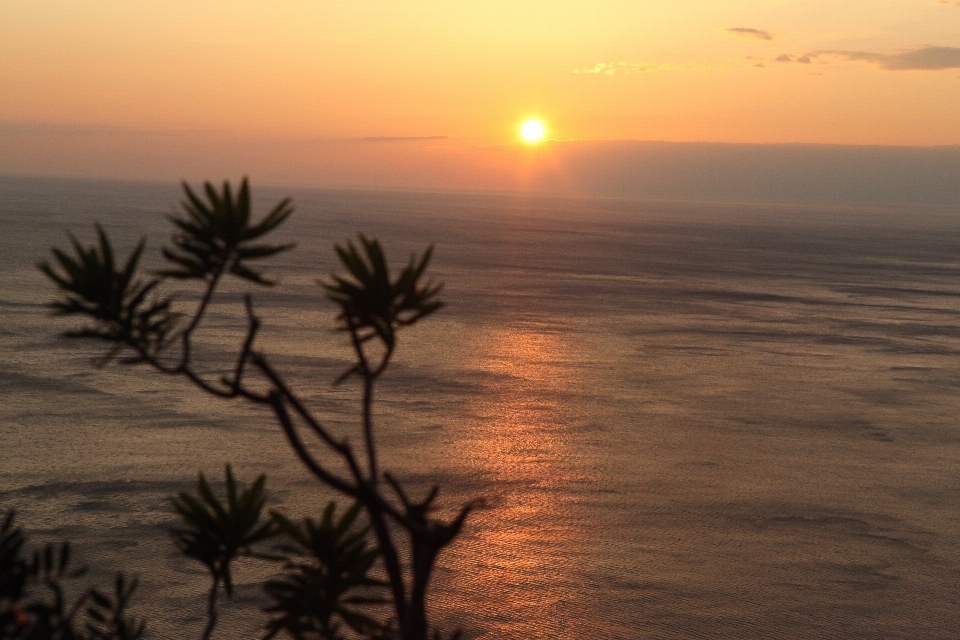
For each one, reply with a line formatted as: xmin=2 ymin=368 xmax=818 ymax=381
xmin=2 ymin=175 xmax=960 ymax=639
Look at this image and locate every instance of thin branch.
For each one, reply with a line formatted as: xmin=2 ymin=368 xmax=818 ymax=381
xmin=222 ymin=294 xmax=260 ymax=395
xmin=444 ymin=499 xmax=484 ymax=543
xmin=181 ymin=366 xmax=236 ymax=398
xmin=200 ymin=575 xmax=219 ymax=640
xmin=417 ymin=486 xmax=440 ymax=512
xmin=362 ymin=374 xmax=377 ymax=484
xmin=383 ymin=473 xmax=413 ymax=510
xmin=344 ymin=313 xmax=372 ymax=376
xmin=179 ymin=268 xmax=224 ymax=370
xmin=345 ymin=315 xmax=379 ymax=484
xmin=365 ymin=502 xmax=408 ymax=626
xmin=251 ymin=355 xmax=406 ymax=521
xmin=371 ymin=342 xmax=394 ymax=377
xmin=383 ymin=474 xmax=439 ymax=519
xmin=230 ymin=384 xmax=272 ymax=404
xmin=132 ymin=345 xmax=237 ymax=398
xmin=253 ymin=355 xmax=352 ymax=456
xmin=265 ymin=390 xmax=358 ymax=497
xmin=127 ymin=292 xmax=273 ymax=402
xmin=264 ymin=369 xmax=410 ymax=629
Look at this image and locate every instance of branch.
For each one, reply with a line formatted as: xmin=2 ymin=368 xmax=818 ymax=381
xmin=137 ymin=293 xmax=273 ymax=402
xmin=344 ymin=313 xmax=372 ymax=376
xmin=365 ymin=501 xmax=408 ymax=626
xmin=220 ymin=295 xmax=262 ymax=397
xmin=265 ymin=390 xmax=359 ymax=497
xmin=383 ymin=473 xmax=413 ymax=510
xmin=384 ymin=473 xmax=439 ymax=516
xmin=371 ymin=342 xmax=394 ymax=377
xmin=242 ymin=315 xmax=411 ymax=522
xmin=362 ymin=374 xmax=377 ymax=484
xmin=130 ymin=343 xmax=238 ymax=399
xmin=253 ymin=355 xmax=405 ymax=521
xmin=200 ymin=575 xmax=219 ymax=640
xmin=178 ymin=268 xmax=224 ymax=370
xmin=253 ymin=355 xmax=354 ymax=457
xmin=441 ymin=498 xmax=485 ymax=545
xmin=181 ymin=366 xmax=236 ymax=398
xmin=418 ymin=487 xmax=440 ymax=512
xmin=261 ymin=362 xmax=411 ymax=627
xmin=345 ymin=315 xmax=380 ymax=484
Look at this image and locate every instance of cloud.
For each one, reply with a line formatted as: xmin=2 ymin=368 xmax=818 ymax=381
xmin=576 ymin=61 xmax=716 ymax=75
xmin=353 ymin=136 xmax=448 ymax=142
xmin=578 ymin=45 xmax=960 ymax=76
xmin=774 ymin=53 xmax=811 ymax=65
xmin=724 ymin=27 xmax=773 ymax=41
xmin=816 ymin=46 xmax=960 ymax=70
xmin=579 ymin=62 xmax=655 ymax=75
xmin=0 ymin=122 xmax=227 ymax=137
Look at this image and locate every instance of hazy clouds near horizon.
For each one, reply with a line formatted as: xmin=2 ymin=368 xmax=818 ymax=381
xmin=2 ymin=127 xmax=959 ymax=208
xmin=538 ymin=141 xmax=960 ymax=206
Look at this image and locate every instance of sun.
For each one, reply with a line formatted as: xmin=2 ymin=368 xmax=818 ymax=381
xmin=520 ymin=119 xmax=545 ymax=143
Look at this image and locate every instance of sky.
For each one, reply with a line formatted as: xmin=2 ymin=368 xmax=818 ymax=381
xmin=2 ymin=1 xmax=960 ymax=199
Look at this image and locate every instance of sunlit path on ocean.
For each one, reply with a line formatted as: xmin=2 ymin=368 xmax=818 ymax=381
xmin=432 ymin=324 xmax=600 ymax=639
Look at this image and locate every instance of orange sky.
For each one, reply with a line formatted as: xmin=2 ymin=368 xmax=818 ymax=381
xmin=2 ymin=1 xmax=960 ymax=189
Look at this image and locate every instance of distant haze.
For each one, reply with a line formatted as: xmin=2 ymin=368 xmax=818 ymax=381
xmin=532 ymin=141 xmax=960 ymax=206
xmin=2 ymin=127 xmax=959 ymax=207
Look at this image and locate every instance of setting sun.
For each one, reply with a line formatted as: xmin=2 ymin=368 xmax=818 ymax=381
xmin=520 ymin=120 xmax=545 ymax=143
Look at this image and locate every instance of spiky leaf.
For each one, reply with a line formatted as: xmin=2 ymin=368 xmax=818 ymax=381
xmin=39 ymin=226 xmax=175 ymax=361
xmin=161 ymin=178 xmax=294 ymax=285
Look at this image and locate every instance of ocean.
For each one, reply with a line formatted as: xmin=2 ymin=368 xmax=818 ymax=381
xmin=2 ymin=175 xmax=960 ymax=639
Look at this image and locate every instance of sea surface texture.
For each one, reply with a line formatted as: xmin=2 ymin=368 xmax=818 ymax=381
xmin=2 ymin=176 xmax=960 ymax=639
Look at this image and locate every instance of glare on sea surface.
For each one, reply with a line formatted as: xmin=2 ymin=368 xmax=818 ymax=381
xmin=520 ymin=119 xmax=545 ymax=143
xmin=433 ymin=323 xmax=595 ymax=636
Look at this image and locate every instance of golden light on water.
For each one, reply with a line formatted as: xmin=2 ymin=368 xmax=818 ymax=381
xmin=520 ymin=120 xmax=546 ymax=143
xmin=433 ymin=323 xmax=597 ymax=637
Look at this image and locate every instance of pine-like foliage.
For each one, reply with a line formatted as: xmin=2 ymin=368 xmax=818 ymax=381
xmin=162 ymin=178 xmax=294 ymax=285
xmin=38 ymin=225 xmax=174 ymax=360
xmin=264 ymin=502 xmax=386 ymax=640
xmin=170 ymin=466 xmax=275 ymax=597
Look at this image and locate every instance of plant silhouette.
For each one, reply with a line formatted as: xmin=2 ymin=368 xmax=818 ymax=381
xmin=161 ymin=179 xmax=294 ymax=286
xmin=171 ymin=466 xmax=276 ymax=640
xmin=40 ymin=179 xmax=480 ymax=640
xmin=38 ymin=225 xmax=174 ymax=360
xmin=0 ymin=511 xmax=145 ymax=640
xmin=264 ymin=502 xmax=386 ymax=640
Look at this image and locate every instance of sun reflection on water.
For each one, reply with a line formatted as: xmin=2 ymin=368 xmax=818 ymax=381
xmin=433 ymin=323 xmax=598 ymax=638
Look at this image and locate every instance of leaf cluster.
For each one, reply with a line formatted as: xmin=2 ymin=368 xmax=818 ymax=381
xmin=322 ymin=235 xmax=442 ymax=354
xmin=0 ymin=512 xmax=144 ymax=640
xmin=162 ymin=179 xmax=294 ymax=285
xmin=170 ymin=465 xmax=275 ymax=597
xmin=38 ymin=226 xmax=174 ymax=360
xmin=82 ymin=576 xmax=144 ymax=640
xmin=39 ymin=179 xmax=295 ymax=364
xmin=264 ymin=502 xmax=386 ymax=640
